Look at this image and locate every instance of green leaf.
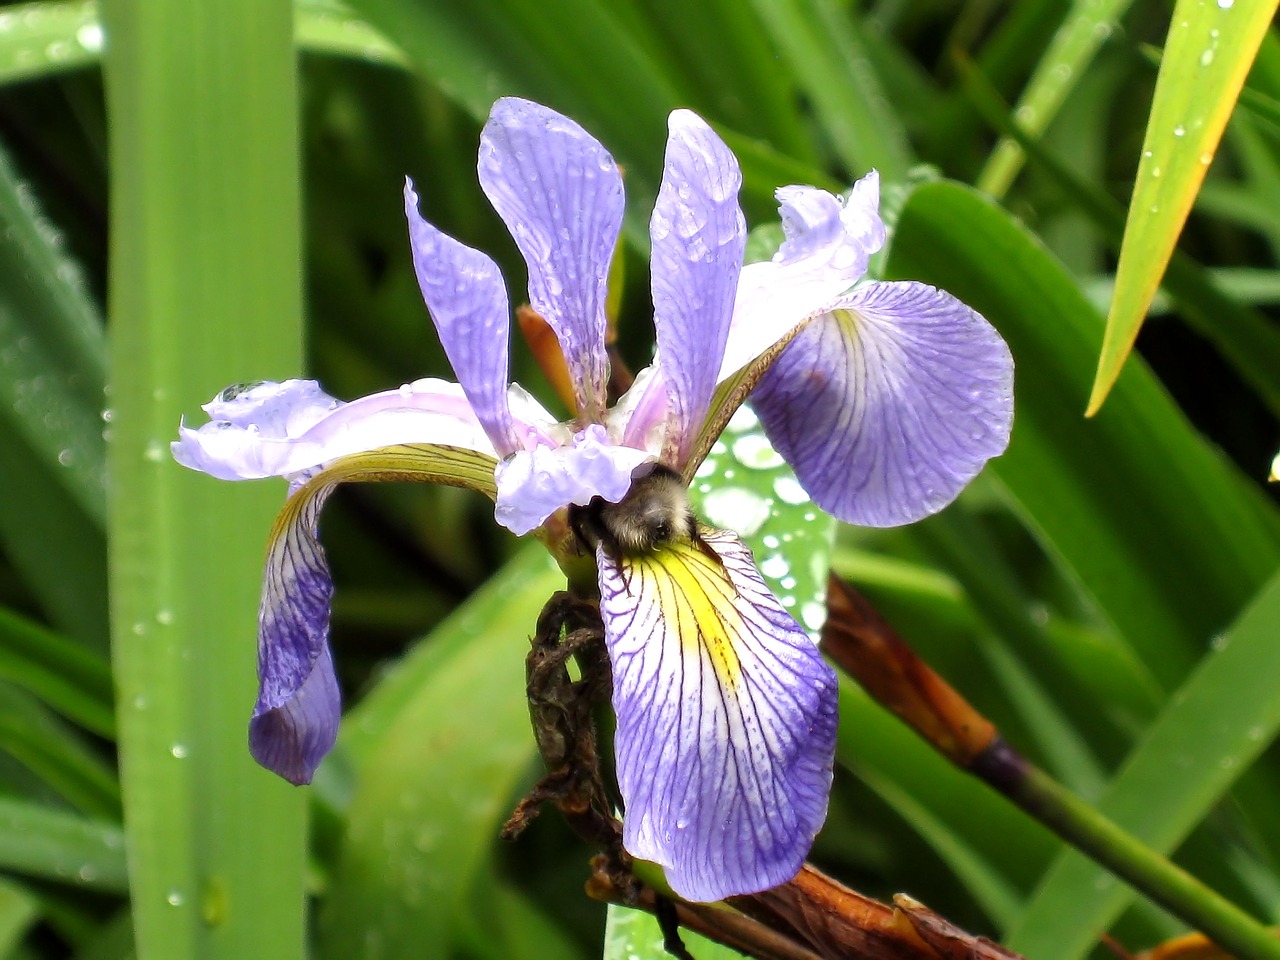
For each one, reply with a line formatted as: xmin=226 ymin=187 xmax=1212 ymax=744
xmin=0 ymin=797 xmax=125 ymax=893
xmin=978 ymin=0 xmax=1136 ymax=198
xmin=104 ymin=0 xmax=308 ymax=957
xmin=0 ymin=876 xmax=39 ymax=955
xmin=0 ymin=607 xmax=114 ymax=738
xmin=317 ymin=548 xmax=560 ymax=959
xmin=0 ymin=1 xmax=100 ymax=85
xmin=1006 ymin=569 xmax=1280 ymax=960
xmin=0 ymin=137 xmax=106 ymax=525
xmin=603 ymin=902 xmax=742 ymax=960
xmin=0 ymin=683 xmax=118 ymax=819
xmin=744 ymin=0 xmax=913 ymax=180
xmin=1089 ymin=0 xmax=1279 ymax=414
xmin=886 ymin=181 xmax=1280 ymax=691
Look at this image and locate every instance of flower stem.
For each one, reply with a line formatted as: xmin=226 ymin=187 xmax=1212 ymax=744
xmin=975 ymin=739 xmax=1280 ymax=960
xmin=822 ymin=574 xmax=1280 ymax=960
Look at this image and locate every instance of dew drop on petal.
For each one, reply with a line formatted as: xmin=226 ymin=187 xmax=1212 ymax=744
xmin=170 ymin=743 xmax=188 ymax=759
xmin=1173 ymin=124 xmax=1186 ymax=138
xmin=167 ymin=890 xmax=185 ymax=907
xmin=701 ymin=487 xmax=771 ymax=536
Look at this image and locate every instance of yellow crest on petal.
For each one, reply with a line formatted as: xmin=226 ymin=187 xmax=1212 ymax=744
xmin=624 ymin=539 xmax=744 ymax=690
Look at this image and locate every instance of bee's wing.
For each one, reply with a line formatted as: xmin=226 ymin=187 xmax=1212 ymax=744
xmin=597 ymin=529 xmax=838 ymax=902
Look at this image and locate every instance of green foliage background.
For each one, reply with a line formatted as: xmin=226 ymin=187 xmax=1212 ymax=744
xmin=0 ymin=0 xmax=1277 ymax=958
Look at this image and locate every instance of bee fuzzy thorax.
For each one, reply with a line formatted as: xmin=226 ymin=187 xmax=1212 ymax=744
xmin=573 ymin=466 xmax=695 ymax=556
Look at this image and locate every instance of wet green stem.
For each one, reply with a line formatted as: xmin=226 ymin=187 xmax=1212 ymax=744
xmin=975 ymin=738 xmax=1280 ymax=960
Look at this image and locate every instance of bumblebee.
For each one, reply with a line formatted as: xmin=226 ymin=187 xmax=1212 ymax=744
xmin=572 ymin=464 xmax=695 ymax=556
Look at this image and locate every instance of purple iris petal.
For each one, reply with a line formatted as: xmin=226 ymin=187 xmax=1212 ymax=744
xmin=477 ymin=97 xmax=623 ymax=422
xmin=203 ymin=378 xmax=339 ymax=429
xmin=404 ymin=180 xmax=521 ymax=458
xmin=493 ymin=424 xmax=650 ymax=536
xmin=173 ymin=378 xmax=527 ymax=484
xmin=650 ymin=111 xmax=745 ymax=467
xmin=751 ymin=280 xmax=1014 ymax=527
xmin=598 ymin=529 xmax=838 ymax=901
xmin=250 ymin=477 xmax=343 ymax=784
xmin=719 ymin=177 xmax=885 ymax=381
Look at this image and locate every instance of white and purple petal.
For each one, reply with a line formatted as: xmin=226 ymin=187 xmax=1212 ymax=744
xmin=477 ymin=98 xmax=623 ymax=422
xmin=404 ymin=179 xmax=521 ymax=456
xmin=649 ymin=110 xmax=745 ymax=466
xmin=719 ymin=176 xmax=885 ymax=381
xmin=251 ymin=475 xmax=344 ymax=784
xmin=173 ymin=378 xmax=548 ymax=486
xmin=599 ymin=529 xmax=838 ymax=901
xmin=751 ymin=280 xmax=1014 ymax=527
xmin=493 ymin=424 xmax=650 ymax=536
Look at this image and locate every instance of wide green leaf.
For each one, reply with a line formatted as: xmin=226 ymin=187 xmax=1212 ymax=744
xmin=886 ymin=181 xmax=1280 ymax=691
xmin=317 ymin=547 xmax=559 ymax=959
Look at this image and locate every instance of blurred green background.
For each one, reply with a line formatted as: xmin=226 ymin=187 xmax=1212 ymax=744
xmin=0 ymin=0 xmax=1279 ymax=957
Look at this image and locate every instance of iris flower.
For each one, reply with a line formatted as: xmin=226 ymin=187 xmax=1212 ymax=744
xmin=173 ymin=98 xmax=1012 ymax=902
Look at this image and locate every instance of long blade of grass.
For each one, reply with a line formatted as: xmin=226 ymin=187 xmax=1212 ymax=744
xmin=1088 ymin=0 xmax=1278 ymax=414
xmin=978 ymin=0 xmax=1136 ymax=197
xmin=744 ymin=0 xmax=913 ymax=180
xmin=0 ymin=797 xmax=125 ymax=893
xmin=103 ymin=1 xmax=307 ymax=957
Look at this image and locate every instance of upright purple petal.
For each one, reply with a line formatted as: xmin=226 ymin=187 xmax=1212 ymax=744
xmin=752 ymin=280 xmax=1014 ymax=527
xmin=405 ymin=180 xmax=521 ymax=457
xmin=477 ymin=98 xmax=623 ymax=422
xmin=650 ymin=111 xmax=746 ymax=467
xmin=719 ymin=177 xmax=885 ymax=381
xmin=599 ymin=529 xmax=838 ymax=901
xmin=250 ymin=476 xmax=344 ymax=784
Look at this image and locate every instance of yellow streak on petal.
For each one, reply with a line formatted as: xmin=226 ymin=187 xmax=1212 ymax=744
xmin=633 ymin=540 xmax=743 ymax=690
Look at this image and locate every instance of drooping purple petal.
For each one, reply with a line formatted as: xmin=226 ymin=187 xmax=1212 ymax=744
xmin=719 ymin=176 xmax=885 ymax=381
xmin=751 ymin=280 xmax=1014 ymax=527
xmin=649 ymin=110 xmax=745 ymax=467
xmin=493 ymin=424 xmax=650 ymax=536
xmin=598 ymin=529 xmax=838 ymax=901
xmin=249 ymin=475 xmax=344 ymax=784
xmin=477 ymin=98 xmax=623 ymax=422
xmin=173 ymin=378 xmax=548 ymax=484
xmin=405 ymin=179 xmax=521 ymax=457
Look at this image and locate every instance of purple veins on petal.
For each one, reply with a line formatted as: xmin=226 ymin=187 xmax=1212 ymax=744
xmin=477 ymin=97 xmax=623 ymax=422
xmin=598 ymin=529 xmax=838 ymax=902
xmin=649 ymin=110 xmax=746 ymax=467
xmin=249 ymin=476 xmax=344 ymax=785
xmin=404 ymin=180 xmax=521 ymax=457
xmin=751 ymin=280 xmax=1014 ymax=528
